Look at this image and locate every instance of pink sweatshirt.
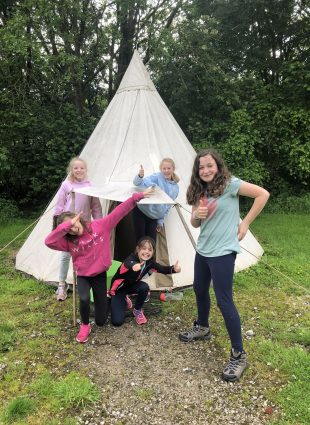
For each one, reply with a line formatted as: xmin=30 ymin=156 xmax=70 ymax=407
xmin=54 ymin=179 xmax=102 ymax=221
xmin=45 ymin=193 xmax=144 ymax=277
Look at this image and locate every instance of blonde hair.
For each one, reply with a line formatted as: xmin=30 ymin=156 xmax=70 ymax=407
xmin=67 ymin=157 xmax=87 ymax=182
xmin=160 ymin=158 xmax=180 ymax=183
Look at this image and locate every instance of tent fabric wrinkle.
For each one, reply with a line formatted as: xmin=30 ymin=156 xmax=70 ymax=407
xmin=15 ymin=50 xmax=264 ymax=290
xmin=74 ymin=183 xmax=175 ymax=204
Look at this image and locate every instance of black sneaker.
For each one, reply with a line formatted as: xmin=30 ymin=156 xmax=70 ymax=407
xmin=179 ymin=321 xmax=211 ymax=342
xmin=222 ymin=349 xmax=247 ymax=382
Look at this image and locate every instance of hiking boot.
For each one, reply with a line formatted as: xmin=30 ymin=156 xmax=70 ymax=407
xmin=179 ymin=321 xmax=211 ymax=342
xmin=222 ymin=349 xmax=247 ymax=382
xmin=76 ymin=324 xmax=91 ymax=343
xmin=125 ymin=295 xmax=133 ymax=310
xmin=133 ymin=308 xmax=147 ymax=325
xmin=56 ymin=283 xmax=68 ymax=301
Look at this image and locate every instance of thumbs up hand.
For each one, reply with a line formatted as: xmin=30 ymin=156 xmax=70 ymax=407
xmin=173 ymin=260 xmax=181 ymax=273
xmin=132 ymin=261 xmax=145 ymax=272
xmin=193 ymin=199 xmax=208 ymax=220
xmin=138 ymin=164 xmax=144 ymax=178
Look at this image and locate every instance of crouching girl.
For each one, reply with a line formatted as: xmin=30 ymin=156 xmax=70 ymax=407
xmin=110 ymin=236 xmax=181 ymax=326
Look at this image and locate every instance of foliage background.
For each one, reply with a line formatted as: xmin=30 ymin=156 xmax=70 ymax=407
xmin=0 ymin=0 xmax=309 ymax=211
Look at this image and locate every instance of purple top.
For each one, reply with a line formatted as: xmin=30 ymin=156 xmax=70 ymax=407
xmin=54 ymin=179 xmax=102 ymax=221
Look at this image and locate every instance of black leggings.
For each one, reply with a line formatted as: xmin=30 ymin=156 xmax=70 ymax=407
xmin=111 ymin=281 xmax=149 ymax=327
xmin=194 ymin=252 xmax=243 ymax=352
xmin=77 ymin=272 xmax=108 ymax=326
xmin=132 ymin=206 xmax=157 ymax=243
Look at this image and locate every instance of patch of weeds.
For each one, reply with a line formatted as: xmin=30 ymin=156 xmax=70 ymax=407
xmin=257 ymin=340 xmax=310 ymax=424
xmin=0 ymin=323 xmax=16 ymax=353
xmin=204 ymin=398 xmax=215 ymax=412
xmin=285 ymin=326 xmax=310 ymax=347
xmin=160 ymin=288 xmax=196 ymax=324
xmin=44 ymin=327 xmax=61 ymax=337
xmin=2 ymin=396 xmax=35 ymax=423
xmin=51 ymin=371 xmax=101 ymax=409
xmin=134 ymin=387 xmax=155 ymax=400
xmin=277 ymin=380 xmax=310 ymax=424
xmin=29 ymin=371 xmax=54 ymax=398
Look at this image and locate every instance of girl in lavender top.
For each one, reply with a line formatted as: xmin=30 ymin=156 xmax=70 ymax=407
xmin=53 ymin=157 xmax=102 ymax=301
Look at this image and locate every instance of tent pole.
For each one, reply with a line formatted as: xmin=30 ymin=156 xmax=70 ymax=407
xmin=71 ymin=191 xmax=77 ymax=327
xmin=175 ymin=204 xmax=196 ymax=250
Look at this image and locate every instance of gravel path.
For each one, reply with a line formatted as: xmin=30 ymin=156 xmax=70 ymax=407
xmin=75 ymin=302 xmax=275 ymax=425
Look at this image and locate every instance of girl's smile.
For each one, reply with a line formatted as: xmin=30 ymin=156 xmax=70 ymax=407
xmin=199 ymin=155 xmax=218 ymax=183
xmin=160 ymin=161 xmax=174 ymax=180
xmin=72 ymin=160 xmax=87 ymax=182
xmin=137 ymin=243 xmax=154 ymax=261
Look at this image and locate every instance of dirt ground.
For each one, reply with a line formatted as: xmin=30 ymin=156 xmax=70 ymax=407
xmin=73 ymin=299 xmax=274 ymax=425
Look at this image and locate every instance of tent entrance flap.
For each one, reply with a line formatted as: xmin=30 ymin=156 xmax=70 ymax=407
xmin=154 ymin=227 xmax=173 ymax=288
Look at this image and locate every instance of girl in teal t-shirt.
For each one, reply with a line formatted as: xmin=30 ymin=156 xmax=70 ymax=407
xmin=179 ymin=148 xmax=269 ymax=382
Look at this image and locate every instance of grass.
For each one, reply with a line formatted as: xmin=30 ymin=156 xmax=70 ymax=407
xmin=161 ymin=213 xmax=310 ymax=425
xmin=0 ymin=220 xmax=100 ymax=424
xmin=0 ymin=215 xmax=309 ymax=424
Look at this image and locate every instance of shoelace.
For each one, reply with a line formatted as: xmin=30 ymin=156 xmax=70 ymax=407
xmin=186 ymin=325 xmax=204 ymax=337
xmin=226 ymin=357 xmax=242 ymax=372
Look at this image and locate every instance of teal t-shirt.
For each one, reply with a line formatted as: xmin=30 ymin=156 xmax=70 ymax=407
xmin=196 ymin=177 xmax=243 ymax=257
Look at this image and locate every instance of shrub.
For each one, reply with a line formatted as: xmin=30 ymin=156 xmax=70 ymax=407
xmin=0 ymin=198 xmax=19 ymax=223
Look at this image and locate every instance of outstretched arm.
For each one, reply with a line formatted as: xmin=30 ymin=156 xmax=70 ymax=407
xmin=105 ymin=187 xmax=155 ymax=230
xmin=238 ymin=182 xmax=270 ymax=240
xmin=152 ymin=260 xmax=181 ymax=275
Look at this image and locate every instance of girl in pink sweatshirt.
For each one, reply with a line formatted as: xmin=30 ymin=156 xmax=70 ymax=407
xmin=45 ymin=188 xmax=154 ymax=343
xmin=53 ymin=157 xmax=102 ymax=301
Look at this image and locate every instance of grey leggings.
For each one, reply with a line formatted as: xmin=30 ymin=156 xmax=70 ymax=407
xmin=59 ymin=251 xmax=71 ymax=282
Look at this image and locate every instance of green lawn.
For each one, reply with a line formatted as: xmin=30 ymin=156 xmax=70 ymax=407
xmin=0 ymin=214 xmax=309 ymax=424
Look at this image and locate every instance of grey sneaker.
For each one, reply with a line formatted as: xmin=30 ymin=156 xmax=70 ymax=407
xmin=179 ymin=321 xmax=211 ymax=342
xmin=56 ymin=283 xmax=68 ymax=301
xmin=222 ymin=349 xmax=247 ymax=382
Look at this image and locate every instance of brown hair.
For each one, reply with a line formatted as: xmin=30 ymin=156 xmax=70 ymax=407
xmin=160 ymin=158 xmax=180 ymax=183
xmin=186 ymin=149 xmax=231 ymax=205
xmin=56 ymin=211 xmax=90 ymax=242
xmin=135 ymin=236 xmax=156 ymax=258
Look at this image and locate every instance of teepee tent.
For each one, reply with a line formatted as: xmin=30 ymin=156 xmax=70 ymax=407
xmin=16 ymin=51 xmax=264 ymax=290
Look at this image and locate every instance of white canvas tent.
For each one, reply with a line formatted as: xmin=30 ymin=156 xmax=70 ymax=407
xmin=16 ymin=50 xmax=264 ymax=290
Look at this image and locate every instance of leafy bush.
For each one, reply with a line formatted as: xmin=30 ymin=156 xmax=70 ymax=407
xmin=264 ymin=193 xmax=310 ymax=214
xmin=0 ymin=198 xmax=19 ymax=223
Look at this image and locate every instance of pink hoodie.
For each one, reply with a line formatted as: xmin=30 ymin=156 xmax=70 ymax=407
xmin=54 ymin=179 xmax=102 ymax=221
xmin=45 ymin=192 xmax=144 ymax=276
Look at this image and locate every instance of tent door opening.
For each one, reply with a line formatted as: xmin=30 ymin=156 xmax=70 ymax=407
xmin=110 ymin=202 xmax=173 ymax=288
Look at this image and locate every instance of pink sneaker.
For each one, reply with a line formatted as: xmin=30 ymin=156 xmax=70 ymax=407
xmin=125 ymin=295 xmax=133 ymax=310
xmin=133 ymin=308 xmax=147 ymax=325
xmin=76 ymin=324 xmax=91 ymax=343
